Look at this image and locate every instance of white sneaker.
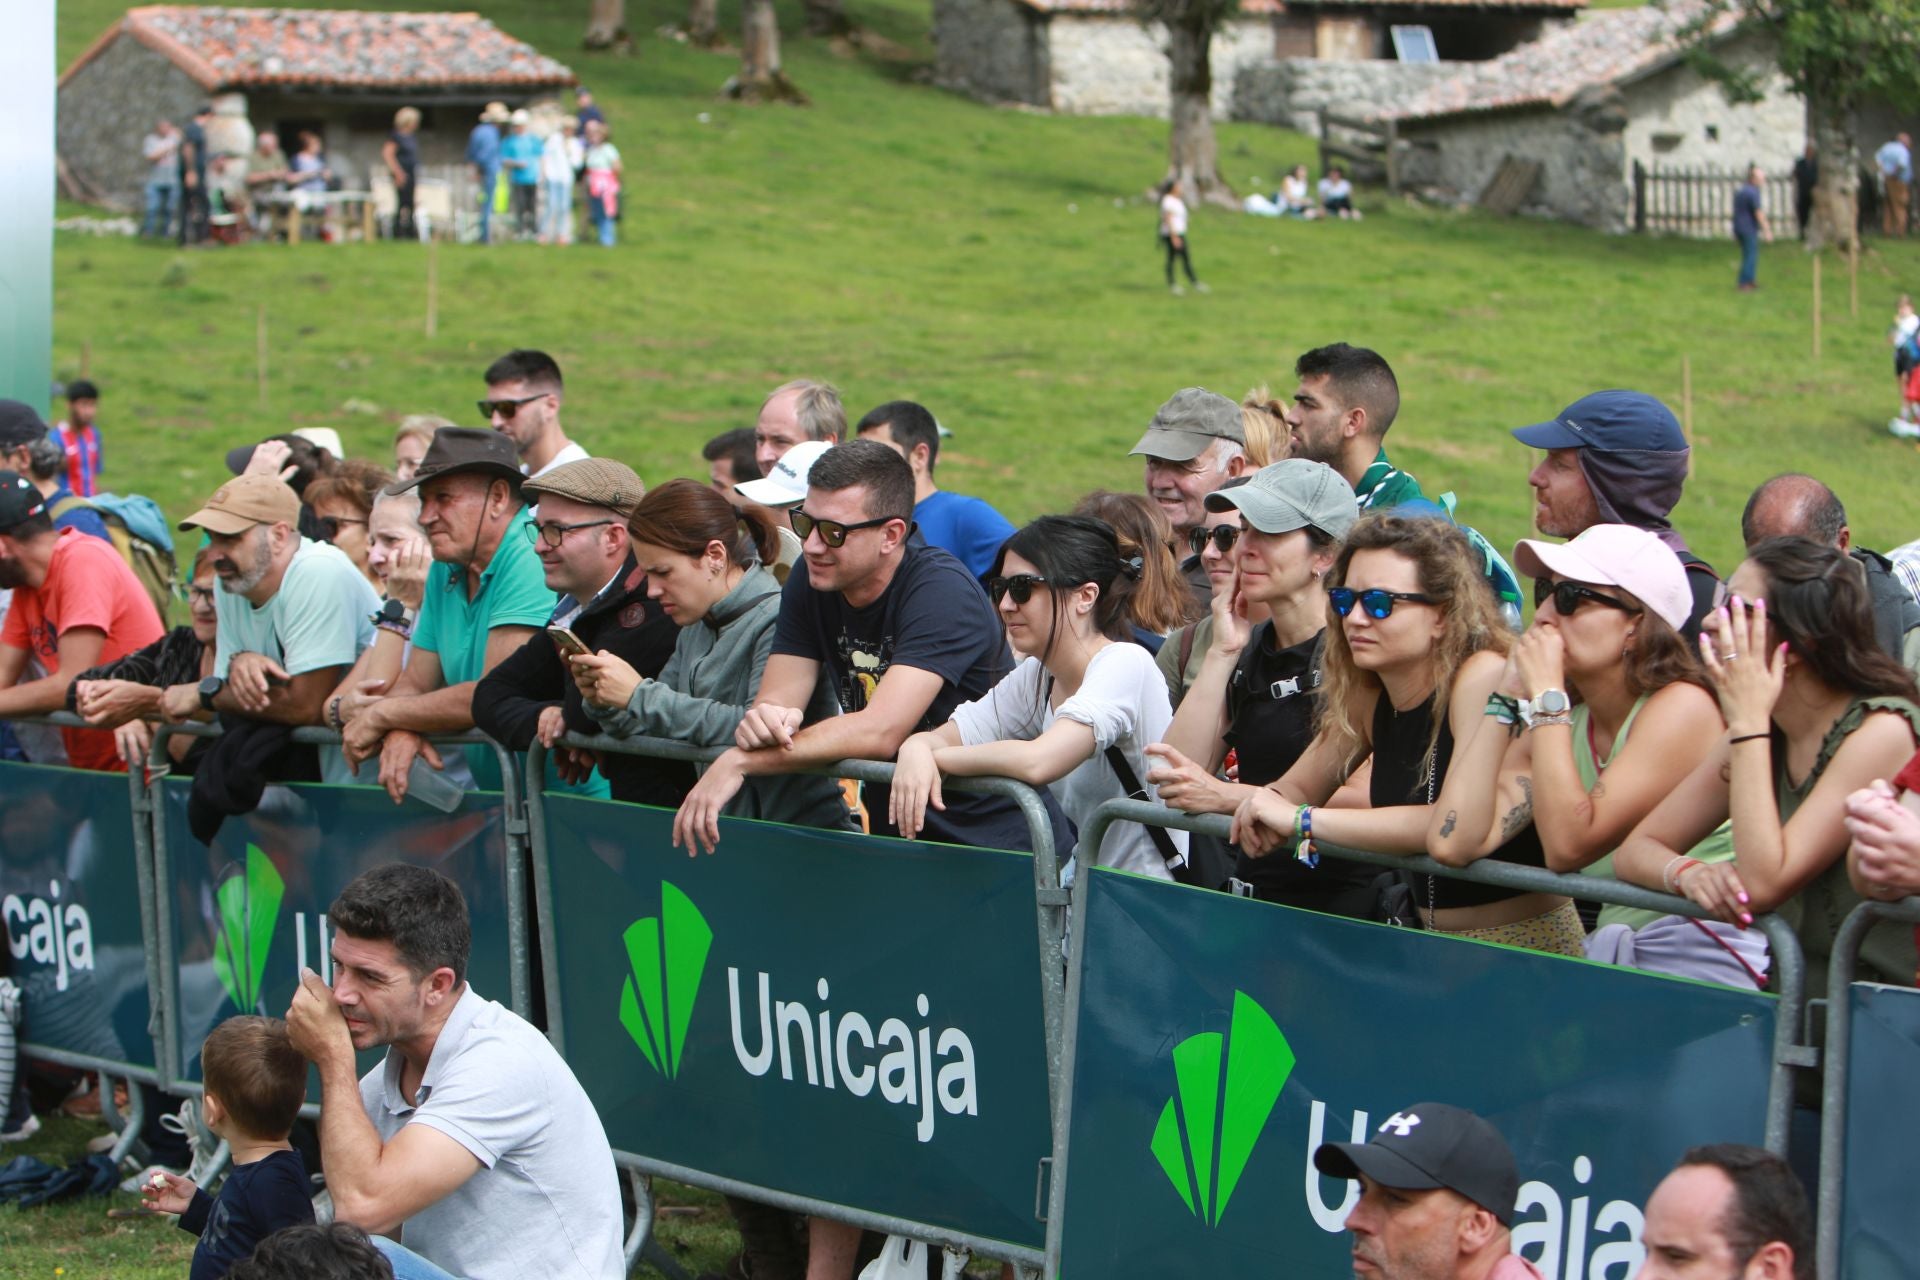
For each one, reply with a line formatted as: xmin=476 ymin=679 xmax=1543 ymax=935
xmin=1169 ymin=284 xmax=1186 ymax=296
xmin=1890 ymin=417 xmax=1920 ymax=439
xmin=1194 ymin=281 xmax=1211 ymax=294
xmin=0 ymin=1112 xmax=40 ymax=1143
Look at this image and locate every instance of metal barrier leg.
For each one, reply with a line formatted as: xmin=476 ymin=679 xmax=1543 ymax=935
xmin=1757 ymin=916 xmax=1816 ymax=1158
xmin=490 ymin=740 xmax=534 ymax=1023
xmin=129 ymin=754 xmax=173 ymax=1092
xmin=101 ymin=1073 xmax=145 ymax=1166
xmin=624 ymin=1166 xmax=695 ymax=1280
xmin=940 ymin=1245 xmax=972 ymax=1280
xmin=524 ymin=742 xmax=565 ymax=1052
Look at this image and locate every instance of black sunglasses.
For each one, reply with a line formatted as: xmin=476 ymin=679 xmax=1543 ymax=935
xmin=1187 ymin=525 xmax=1241 ymax=557
xmin=477 ymin=393 xmax=546 ymax=422
xmin=1328 ymin=587 xmax=1437 ymax=619
xmin=790 ymin=508 xmax=894 ymax=548
xmin=1534 ymin=578 xmax=1640 ymax=618
xmin=987 ymin=573 xmax=1051 ymax=606
xmin=316 ymin=515 xmax=367 ymax=543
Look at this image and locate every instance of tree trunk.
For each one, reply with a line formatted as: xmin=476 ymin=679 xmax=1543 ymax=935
xmin=1162 ymin=21 xmax=1235 ymax=206
xmin=1805 ymin=88 xmax=1860 ymax=253
xmin=584 ymin=0 xmax=632 ymax=51
xmin=728 ymin=0 xmax=809 ymax=103
xmin=803 ymin=0 xmax=855 ymax=38
xmin=687 ymin=0 xmax=720 ymax=46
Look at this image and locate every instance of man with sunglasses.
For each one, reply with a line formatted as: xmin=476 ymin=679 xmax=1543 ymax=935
xmin=341 ymin=430 xmax=568 ymax=803
xmin=472 ymin=458 xmax=686 ymax=806
xmin=170 ymin=472 xmax=377 ymax=782
xmin=674 ymin=440 xmax=1050 ymax=862
xmin=481 ymin=350 xmax=589 ymax=482
xmin=1130 ymin=387 xmax=1248 ymax=607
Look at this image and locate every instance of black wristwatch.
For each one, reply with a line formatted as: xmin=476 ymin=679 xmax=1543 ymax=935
xmin=198 ymin=675 xmax=225 ymax=712
xmin=373 ymin=597 xmax=415 ymax=637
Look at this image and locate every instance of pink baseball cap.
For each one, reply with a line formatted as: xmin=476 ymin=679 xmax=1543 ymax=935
xmin=1511 ymin=524 xmax=1691 ymax=630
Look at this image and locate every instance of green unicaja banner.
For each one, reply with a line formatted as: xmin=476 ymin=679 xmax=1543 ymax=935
xmin=1057 ymin=868 xmax=1776 ymax=1277
xmin=0 ymin=761 xmax=154 ymax=1074
xmin=160 ymin=779 xmax=519 ymax=1095
xmin=540 ymin=795 xmax=1053 ymax=1252
xmin=1841 ymin=983 xmax=1920 ymax=1279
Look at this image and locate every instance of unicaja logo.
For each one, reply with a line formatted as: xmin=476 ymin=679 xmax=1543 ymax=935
xmin=618 ymin=882 xmax=711 ymax=1080
xmin=213 ymin=845 xmax=284 ymax=1012
xmin=1150 ymin=991 xmax=1294 ymax=1227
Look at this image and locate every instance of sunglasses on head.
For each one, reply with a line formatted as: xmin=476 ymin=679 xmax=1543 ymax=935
xmin=1328 ymin=587 xmax=1437 ymax=619
xmin=790 ymin=509 xmax=895 ymax=548
xmin=1533 ymin=577 xmax=1639 ymax=618
xmin=477 ymin=393 xmax=546 ymax=422
xmin=987 ymin=573 xmax=1051 ymax=606
xmin=1187 ymin=524 xmax=1241 ymax=557
xmin=316 ymin=515 xmax=367 ymax=543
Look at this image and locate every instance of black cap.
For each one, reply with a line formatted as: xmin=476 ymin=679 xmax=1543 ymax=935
xmin=385 ymin=427 xmax=523 ymax=494
xmin=0 ymin=400 xmax=49 ymax=451
xmin=0 ymin=470 xmax=48 ymax=534
xmin=1313 ymin=1102 xmax=1520 ymax=1226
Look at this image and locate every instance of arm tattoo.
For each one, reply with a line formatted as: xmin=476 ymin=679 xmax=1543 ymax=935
xmin=1439 ymin=809 xmax=1458 ymax=838
xmin=1497 ymin=776 xmax=1535 ymax=843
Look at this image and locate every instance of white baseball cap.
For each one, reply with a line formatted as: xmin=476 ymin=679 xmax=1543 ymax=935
xmin=1511 ymin=524 xmax=1692 ymax=630
xmin=735 ymin=440 xmax=832 ymax=509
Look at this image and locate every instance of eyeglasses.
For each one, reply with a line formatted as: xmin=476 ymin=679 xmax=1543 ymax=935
xmin=1534 ymin=578 xmax=1640 ymax=618
xmin=790 ymin=509 xmax=895 ymax=549
xmin=1328 ymin=587 xmax=1437 ymax=619
xmin=316 ymin=515 xmax=367 ymax=543
xmin=477 ymin=393 xmax=547 ymax=422
xmin=523 ymin=519 xmax=613 ymax=550
xmin=987 ymin=574 xmax=1051 ymax=606
xmin=1187 ymin=525 xmax=1241 ymax=557
xmin=175 ymin=583 xmax=217 ymax=606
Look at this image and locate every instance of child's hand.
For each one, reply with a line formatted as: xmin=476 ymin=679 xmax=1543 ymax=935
xmin=141 ymin=1170 xmax=198 ymax=1216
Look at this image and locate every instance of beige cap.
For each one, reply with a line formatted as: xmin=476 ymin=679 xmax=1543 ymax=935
xmin=179 ymin=473 xmax=301 ymax=535
xmin=523 ymin=457 xmax=646 ymax=519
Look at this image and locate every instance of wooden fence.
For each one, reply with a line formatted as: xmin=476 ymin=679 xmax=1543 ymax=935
xmin=1632 ymin=161 xmax=1799 ymax=239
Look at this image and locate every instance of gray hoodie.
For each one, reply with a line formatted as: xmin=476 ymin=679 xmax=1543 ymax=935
xmin=585 ymin=564 xmax=852 ymax=830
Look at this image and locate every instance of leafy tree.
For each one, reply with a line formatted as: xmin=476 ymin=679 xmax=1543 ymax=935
xmin=1136 ymin=0 xmax=1238 ymax=205
xmin=728 ymin=0 xmax=810 ymax=103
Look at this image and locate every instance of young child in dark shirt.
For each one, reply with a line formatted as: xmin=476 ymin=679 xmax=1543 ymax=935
xmin=142 ymin=1016 xmax=316 ymax=1280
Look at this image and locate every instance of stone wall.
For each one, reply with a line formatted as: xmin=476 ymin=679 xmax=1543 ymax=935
xmin=1398 ymin=92 xmax=1631 ymax=230
xmin=1232 ymin=57 xmax=1461 ymax=134
xmin=57 ymin=34 xmax=208 ymax=211
xmin=1046 ymin=16 xmax=1273 ymax=118
xmin=1619 ymin=32 xmax=1802 ymax=177
xmin=931 ymin=0 xmax=1049 ymax=108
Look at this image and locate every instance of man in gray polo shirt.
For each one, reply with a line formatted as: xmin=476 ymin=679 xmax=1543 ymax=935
xmin=286 ymin=864 xmax=622 ymax=1280
xmin=1129 ymin=387 xmax=1247 ymax=607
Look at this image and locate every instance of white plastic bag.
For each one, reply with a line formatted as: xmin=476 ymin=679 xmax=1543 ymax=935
xmin=856 ymin=1235 xmax=928 ymax=1280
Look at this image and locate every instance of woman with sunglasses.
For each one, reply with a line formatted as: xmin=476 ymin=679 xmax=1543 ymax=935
xmin=1427 ymin=526 xmax=1744 ymax=968
xmin=1617 ymin=538 xmax=1920 ymax=993
xmin=570 ymin=480 xmax=852 ymax=829
xmin=1148 ymin=461 xmax=1376 ymax=913
xmin=1156 ymin=478 xmax=1271 ymax=705
xmin=1231 ymin=517 xmax=1589 ymax=952
xmin=303 ymin=460 xmax=393 ymax=590
xmin=891 ymin=515 xmax=1184 ymax=879
xmin=68 ymin=547 xmax=220 ymax=770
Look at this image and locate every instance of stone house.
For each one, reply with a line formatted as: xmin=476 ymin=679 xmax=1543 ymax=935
xmin=58 ymin=6 xmax=576 ymax=212
xmin=1380 ymin=3 xmax=1804 ymax=232
xmin=932 ymin=0 xmax=1582 ymax=120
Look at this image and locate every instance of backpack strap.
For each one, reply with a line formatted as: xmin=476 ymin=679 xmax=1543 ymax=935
xmin=1104 ymin=743 xmax=1190 ymax=878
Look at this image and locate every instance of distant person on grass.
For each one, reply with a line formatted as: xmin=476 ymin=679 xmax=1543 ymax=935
xmin=1129 ymin=387 xmax=1248 ymax=606
xmin=754 ymin=379 xmax=844 ymax=474
xmin=1284 ymin=344 xmax=1424 ymax=512
xmin=502 ymin=110 xmax=541 ymax=240
xmin=54 ymin=379 xmax=104 ymax=498
xmin=286 ymin=864 xmax=623 ymax=1280
xmin=1877 ymin=132 xmax=1912 ymax=238
xmin=141 ymin=1016 xmax=315 ymax=1280
xmin=582 ymin=120 xmax=622 ymax=249
xmin=1734 ymin=165 xmax=1772 ymax=292
xmin=1157 ymin=178 xmax=1205 ymax=295
xmin=383 ymin=108 xmax=421 ymax=241
xmin=468 ymin=103 xmax=508 ymax=245
xmin=141 ymin=118 xmax=182 ymax=239
xmin=1319 ymin=166 xmax=1360 ymax=220
xmin=855 ymin=399 xmax=1014 ymax=579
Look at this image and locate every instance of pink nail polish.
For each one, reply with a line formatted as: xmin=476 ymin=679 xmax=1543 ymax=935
xmin=1738 ymin=891 xmax=1749 ymax=903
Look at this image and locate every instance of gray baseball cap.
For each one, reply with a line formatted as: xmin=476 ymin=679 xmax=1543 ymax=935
xmin=1128 ymin=388 xmax=1245 ymax=462
xmin=1205 ymin=459 xmax=1357 ymax=539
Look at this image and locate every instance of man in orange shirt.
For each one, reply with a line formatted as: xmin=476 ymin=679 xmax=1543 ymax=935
xmin=0 ymin=471 xmax=164 ymax=769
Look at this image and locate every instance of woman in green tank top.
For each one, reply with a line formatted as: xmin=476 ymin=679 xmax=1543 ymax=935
xmin=1617 ymin=539 xmax=1920 ymax=991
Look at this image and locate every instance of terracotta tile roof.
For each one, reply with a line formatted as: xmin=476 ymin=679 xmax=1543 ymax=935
xmin=1387 ymin=1 xmax=1738 ymax=122
xmin=63 ymin=6 xmax=576 ymax=92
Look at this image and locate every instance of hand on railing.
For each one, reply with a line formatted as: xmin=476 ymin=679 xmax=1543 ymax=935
xmin=115 ymin=719 xmax=154 ymax=770
xmin=1229 ymin=787 xmax=1300 ymax=858
xmin=375 ymin=730 xmax=441 ymax=804
xmin=888 ymin=733 xmax=945 ymax=840
xmin=159 ymin=681 xmax=202 ymax=724
xmin=736 ymin=702 xmax=803 ymax=752
xmin=1671 ymin=859 xmax=1755 ymax=929
xmin=227 ymin=651 xmax=293 ymax=714
xmin=537 ymin=706 xmax=599 ymax=785
xmin=673 ymin=752 xmax=747 ymax=856
xmin=74 ymin=678 xmax=160 ymax=729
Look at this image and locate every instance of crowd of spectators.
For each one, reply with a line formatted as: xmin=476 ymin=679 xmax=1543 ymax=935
xmin=1 ymin=340 xmax=1915 ymax=1280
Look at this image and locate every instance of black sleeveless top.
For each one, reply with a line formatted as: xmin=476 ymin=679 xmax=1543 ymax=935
xmin=1368 ymin=691 xmax=1547 ymax=909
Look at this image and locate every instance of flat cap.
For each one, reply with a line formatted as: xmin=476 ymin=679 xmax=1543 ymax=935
xmin=522 ymin=457 xmax=646 ymax=519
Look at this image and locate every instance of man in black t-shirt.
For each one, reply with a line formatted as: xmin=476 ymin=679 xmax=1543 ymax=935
xmin=672 ymin=439 xmax=1036 ymax=854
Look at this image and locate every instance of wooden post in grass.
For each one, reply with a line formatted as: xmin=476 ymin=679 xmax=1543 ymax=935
xmin=1680 ymin=354 xmax=1693 ymax=461
xmin=425 ymin=238 xmax=439 ymax=339
xmin=256 ymin=305 xmax=269 ymax=410
xmin=79 ymin=340 xmax=91 ymax=379
xmin=1850 ymin=236 xmax=1860 ymax=319
xmin=1812 ymin=254 xmax=1822 ymax=361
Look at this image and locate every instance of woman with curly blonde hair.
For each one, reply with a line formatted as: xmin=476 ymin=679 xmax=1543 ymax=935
xmin=1231 ymin=515 xmax=1583 ymax=955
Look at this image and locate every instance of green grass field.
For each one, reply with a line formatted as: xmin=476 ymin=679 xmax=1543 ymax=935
xmin=15 ymin=0 xmax=1920 ymax=1274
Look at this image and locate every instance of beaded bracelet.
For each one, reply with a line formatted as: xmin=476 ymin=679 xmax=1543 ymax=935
xmin=1662 ymin=856 xmax=1702 ymax=894
xmin=1294 ymin=806 xmax=1318 ymax=869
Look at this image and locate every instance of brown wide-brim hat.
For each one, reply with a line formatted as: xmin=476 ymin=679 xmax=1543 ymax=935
xmin=386 ymin=427 xmax=524 ymax=495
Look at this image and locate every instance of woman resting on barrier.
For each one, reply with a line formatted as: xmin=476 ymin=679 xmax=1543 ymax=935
xmin=1146 ymin=460 xmax=1378 ymax=914
xmin=569 ymin=478 xmax=852 ymax=829
xmin=1616 ymin=537 xmax=1920 ymax=991
xmin=1425 ymin=525 xmax=1764 ymax=982
xmin=1230 ymin=515 xmax=1588 ymax=956
xmin=890 ymin=514 xmax=1185 ymax=880
xmin=69 ymin=546 xmax=219 ymax=770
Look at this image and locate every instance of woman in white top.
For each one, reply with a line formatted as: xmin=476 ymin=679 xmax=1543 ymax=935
xmin=1280 ymin=164 xmax=1320 ymax=218
xmin=1158 ymin=179 xmax=1203 ymax=295
xmin=892 ymin=514 xmax=1185 ymax=881
xmin=538 ymin=119 xmax=582 ymax=245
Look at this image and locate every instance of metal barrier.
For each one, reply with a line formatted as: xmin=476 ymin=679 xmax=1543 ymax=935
xmin=1042 ymin=799 xmax=1818 ymax=1276
xmin=526 ymin=731 xmax=1061 ymax=1277
xmin=1816 ymin=895 xmax=1920 ymax=1280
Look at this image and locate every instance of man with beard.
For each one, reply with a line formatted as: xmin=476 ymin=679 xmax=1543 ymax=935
xmin=481 ymin=350 xmax=588 ymax=482
xmin=170 ymin=473 xmax=378 ymax=781
xmin=0 ymin=471 xmax=162 ymax=769
xmin=1283 ymin=343 xmax=1426 ymax=513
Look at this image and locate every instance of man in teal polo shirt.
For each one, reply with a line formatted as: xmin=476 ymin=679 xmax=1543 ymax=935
xmin=1283 ymin=343 xmax=1427 ymax=512
xmin=340 ymin=428 xmax=605 ymax=801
